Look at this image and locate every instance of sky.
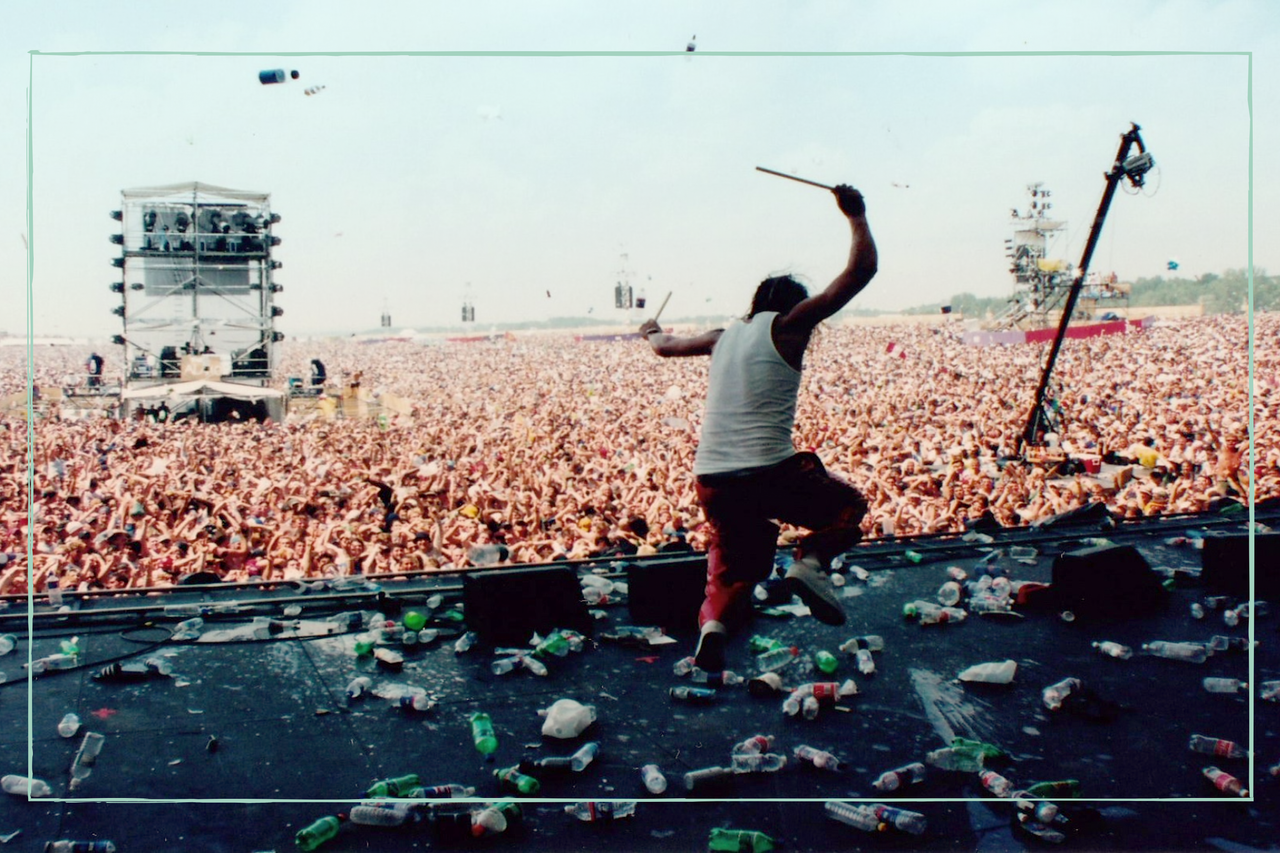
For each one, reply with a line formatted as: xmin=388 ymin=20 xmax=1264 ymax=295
xmin=3 ymin=1 xmax=1275 ymax=339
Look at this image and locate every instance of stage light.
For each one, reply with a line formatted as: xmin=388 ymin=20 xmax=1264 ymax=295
xmin=109 ymin=234 xmax=124 ymax=244
xmin=130 ymin=282 xmax=144 ymax=291
xmin=269 ymin=236 xmax=282 ymax=246
xmin=271 ymin=260 xmax=283 ymax=269
xmin=269 ymin=213 xmax=281 ymax=224
xmin=112 ymin=306 xmax=125 ymax=318
xmin=175 ymin=213 xmax=190 ymax=233
xmin=270 ymin=283 xmax=283 ymax=293
xmin=111 ymin=335 xmax=125 ymax=345
xmin=109 ymin=210 xmax=122 ymax=221
xmin=111 ymin=258 xmax=124 ymax=268
xmin=272 ymin=331 xmax=285 ymax=342
xmin=271 ymin=306 xmax=284 ymax=317
xmin=110 ymin=282 xmax=124 ymax=293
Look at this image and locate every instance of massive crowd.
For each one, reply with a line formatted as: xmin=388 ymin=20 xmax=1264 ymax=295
xmin=2 ymin=312 xmax=1275 ymax=596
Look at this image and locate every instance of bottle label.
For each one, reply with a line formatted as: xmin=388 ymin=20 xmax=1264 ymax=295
xmin=1214 ymin=740 xmax=1234 ymax=757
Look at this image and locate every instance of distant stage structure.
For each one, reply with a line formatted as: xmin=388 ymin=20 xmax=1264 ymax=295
xmin=107 ymin=182 xmax=286 ymax=420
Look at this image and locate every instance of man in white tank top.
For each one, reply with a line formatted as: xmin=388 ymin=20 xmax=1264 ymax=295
xmin=640 ymin=185 xmax=878 ymax=671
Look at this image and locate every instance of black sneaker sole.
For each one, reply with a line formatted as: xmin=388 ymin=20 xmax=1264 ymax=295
xmin=694 ymin=630 xmax=727 ymax=672
xmin=784 ymin=574 xmax=847 ymax=626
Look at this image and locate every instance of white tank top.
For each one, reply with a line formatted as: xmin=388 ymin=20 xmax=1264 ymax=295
xmin=694 ymin=312 xmax=801 ymax=476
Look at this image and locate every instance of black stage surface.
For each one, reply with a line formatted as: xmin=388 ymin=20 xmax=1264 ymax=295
xmin=1 ymin=508 xmax=1276 ymax=852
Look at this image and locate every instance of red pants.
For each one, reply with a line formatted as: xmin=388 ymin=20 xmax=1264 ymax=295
xmin=694 ymin=452 xmax=868 ymax=631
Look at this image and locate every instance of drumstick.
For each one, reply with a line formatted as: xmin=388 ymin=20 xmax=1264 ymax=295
xmin=652 ymin=291 xmax=672 ymax=323
xmin=755 ymin=166 xmax=834 ymax=191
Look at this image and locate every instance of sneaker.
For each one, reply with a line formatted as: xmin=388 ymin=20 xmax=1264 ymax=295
xmin=784 ymin=558 xmax=847 ymax=626
xmin=694 ymin=623 xmax=727 ymax=672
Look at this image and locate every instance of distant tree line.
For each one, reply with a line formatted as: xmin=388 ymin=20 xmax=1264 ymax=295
xmin=894 ymin=268 xmax=1278 ymax=318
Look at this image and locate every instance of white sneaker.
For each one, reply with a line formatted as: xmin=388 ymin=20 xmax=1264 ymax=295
xmin=784 ymin=557 xmax=846 ymax=626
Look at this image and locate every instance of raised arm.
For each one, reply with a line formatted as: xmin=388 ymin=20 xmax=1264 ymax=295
xmin=776 ymin=185 xmax=878 ymax=335
xmin=637 ymin=321 xmax=723 ymax=358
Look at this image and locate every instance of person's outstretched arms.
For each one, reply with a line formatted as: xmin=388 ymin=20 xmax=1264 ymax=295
xmin=638 ymin=319 xmax=722 ymax=358
xmin=777 ymin=184 xmax=878 ymax=335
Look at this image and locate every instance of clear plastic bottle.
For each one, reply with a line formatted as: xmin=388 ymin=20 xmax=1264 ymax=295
xmin=345 ymin=676 xmax=372 ymax=701
xmin=957 ymin=660 xmax=1017 ymax=684
xmin=70 ymin=732 xmax=105 ymax=786
xmin=29 ymin=653 xmax=78 ymax=674
xmin=979 ymin=769 xmax=1013 ymax=797
xmin=1188 ymin=734 xmax=1249 ymax=758
xmin=1190 ymin=602 xmax=1206 ymax=620
xmin=730 ymin=752 xmax=787 ymax=774
xmin=1142 ymin=641 xmax=1208 ymax=663
xmin=1092 ymin=641 xmax=1133 ymax=660
xmin=58 ymin=713 xmax=81 ymax=738
xmin=349 ymin=800 xmax=419 ymax=826
xmin=570 ymin=741 xmax=599 ymax=772
xmin=2 ymin=774 xmax=52 ymax=797
xmin=670 ymin=686 xmax=717 ymax=704
xmin=938 ymin=581 xmax=962 ymax=606
xmin=490 ymin=656 xmax=521 ymax=675
xmin=872 ymin=762 xmax=927 ymax=791
xmin=454 ymin=631 xmax=477 ymax=654
xmin=1203 ymin=766 xmax=1248 ymax=797
xmin=755 ymin=645 xmax=800 ymax=672
xmin=1041 ymin=677 xmax=1082 ymax=710
xmin=640 ymin=763 xmax=667 ymax=794
xmin=925 ymin=747 xmax=983 ymax=772
xmin=824 ymin=800 xmax=883 ymax=832
xmin=969 ymin=594 xmax=1012 ymax=615
xmin=872 ymin=804 xmax=927 ymax=835
xmin=1261 ymin=680 xmax=1280 ymax=702
xmin=47 ymin=579 xmax=63 ymax=607
xmin=1202 ymin=677 xmax=1247 ymax=694
xmin=793 ymin=744 xmax=841 ymax=771
xmin=673 ymin=655 xmax=697 ymax=676
xmin=397 ymin=693 xmax=436 ymax=712
xmin=522 ymin=655 xmax=548 ymax=677
xmin=470 ymin=804 xmax=508 ymax=837
xmin=43 ymin=843 xmax=116 ymax=853
xmin=801 ymin=695 xmax=821 ymax=720
xmin=0 ymin=634 xmax=15 ymax=655
xmin=691 ymin=668 xmax=744 ymax=686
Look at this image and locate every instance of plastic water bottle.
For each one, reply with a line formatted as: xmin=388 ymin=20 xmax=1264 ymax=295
xmin=707 ymin=828 xmax=776 ymax=851
xmin=1189 ymin=734 xmax=1249 ymax=758
xmin=2 ymin=774 xmax=53 ymax=797
xmin=683 ymin=766 xmax=733 ymax=792
xmin=491 ymin=656 xmax=522 ymax=675
xmin=670 ymin=686 xmax=717 ymax=704
xmin=1203 ymin=766 xmax=1249 ymax=797
xmin=755 ymin=645 xmax=800 ymax=672
xmin=70 ymin=732 xmax=105 ymax=786
xmin=673 ymin=655 xmax=697 ymax=676
xmin=925 ymin=747 xmax=983 ymax=772
xmin=469 ymin=712 xmax=498 ymax=755
xmin=570 ymin=741 xmax=599 ymax=771
xmin=1203 ymin=677 xmax=1247 ymax=694
xmin=641 ymin=763 xmax=667 ymax=794
xmin=397 ymin=693 xmax=436 ymax=712
xmin=824 ymin=800 xmax=884 ymax=832
xmin=979 ymin=769 xmax=1013 ymax=797
xmin=1260 ymin=680 xmax=1280 ymax=702
xmin=938 ymin=581 xmax=963 ymax=606
xmin=495 ymin=765 xmax=540 ymax=795
xmin=732 ymin=734 xmax=775 ymax=755
xmin=840 ymin=634 xmax=885 ymax=652
xmin=730 ymin=753 xmax=787 ymax=774
xmin=957 ymin=660 xmax=1017 ymax=684
xmin=0 ymin=634 xmax=16 ymax=655
xmin=29 ymin=653 xmax=78 ymax=674
xmin=872 ymin=804 xmax=927 ymax=835
xmin=43 ymin=843 xmax=117 ymax=853
xmin=1041 ymin=677 xmax=1082 ymax=710
xmin=793 ymin=744 xmax=841 ymax=771
xmin=1143 ymin=641 xmax=1208 ymax=663
xmin=346 ymin=676 xmax=372 ymax=701
xmin=295 ymin=815 xmax=343 ymax=851
xmin=349 ymin=800 xmax=419 ymax=826
xmin=814 ymin=651 xmax=838 ymax=674
xmin=470 ymin=804 xmax=509 ymax=837
xmin=563 ymin=800 xmax=636 ymax=821
xmin=412 ymin=783 xmax=474 ymax=798
xmin=522 ymin=655 xmax=548 ymax=677
xmin=872 ymin=762 xmax=927 ymax=792
xmin=1092 ymin=641 xmax=1133 ymax=659
xmin=454 ymin=631 xmax=477 ymax=654
xmin=691 ymin=668 xmax=744 ymax=686
xmin=47 ymin=579 xmax=63 ymax=607
xmin=58 ymin=713 xmax=81 ymax=738
xmin=365 ymin=773 xmax=420 ymax=798
xmin=801 ymin=695 xmax=821 ymax=720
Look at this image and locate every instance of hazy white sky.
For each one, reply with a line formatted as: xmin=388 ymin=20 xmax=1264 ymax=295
xmin=4 ymin=1 xmax=1274 ymax=337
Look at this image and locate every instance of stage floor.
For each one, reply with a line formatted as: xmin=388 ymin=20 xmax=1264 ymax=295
xmin=1 ymin=510 xmax=1275 ymax=852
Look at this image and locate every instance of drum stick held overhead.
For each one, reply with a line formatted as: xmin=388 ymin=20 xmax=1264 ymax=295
xmin=652 ymin=291 xmax=672 ymax=323
xmin=755 ymin=166 xmax=834 ymax=191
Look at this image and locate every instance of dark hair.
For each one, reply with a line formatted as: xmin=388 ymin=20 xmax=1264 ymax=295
xmin=748 ymin=275 xmax=808 ymax=319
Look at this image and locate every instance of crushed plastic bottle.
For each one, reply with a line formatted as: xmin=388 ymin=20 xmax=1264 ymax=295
xmin=801 ymin=695 xmax=821 ymax=721
xmin=938 ymin=581 xmax=963 ymax=606
xmin=1013 ymin=795 xmax=1059 ymax=823
xmin=641 ymin=763 xmax=667 ymax=794
xmin=793 ymin=744 xmax=841 ymax=771
xmin=346 ymin=676 xmax=373 ymax=701
xmin=2 ymin=774 xmax=52 ymax=797
xmin=872 ymin=762 xmax=926 ymax=792
xmin=1143 ymin=641 xmax=1208 ymax=663
xmin=1260 ymin=680 xmax=1280 ymax=702
xmin=58 ymin=713 xmax=81 ymax=738
xmin=1092 ymin=641 xmax=1133 ymax=660
xmin=958 ymin=660 xmax=1017 ymax=684
xmin=730 ymin=752 xmax=787 ymax=774
xmin=1189 ymin=734 xmax=1249 ymax=759
xmin=470 ymin=804 xmax=509 ymax=837
xmin=539 ymin=699 xmax=597 ymax=738
xmin=732 ymin=734 xmax=776 ymax=755
xmin=1042 ymin=677 xmax=1083 ymax=711
xmin=1202 ymin=677 xmax=1247 ymax=694
xmin=707 ymin=828 xmax=776 ymax=852
xmin=824 ymin=800 xmax=884 ymax=832
xmin=0 ymin=634 xmax=15 ymax=655
xmin=978 ymin=769 xmax=1013 ymax=797
xmin=925 ymin=747 xmax=983 ymax=772
xmin=44 ymin=843 xmax=117 ymax=853
xmin=454 ymin=631 xmax=477 ymax=654
xmin=1203 ymin=765 xmax=1248 ymax=797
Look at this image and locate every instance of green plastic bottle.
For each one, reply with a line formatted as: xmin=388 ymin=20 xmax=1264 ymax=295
xmin=1026 ymin=778 xmax=1081 ymax=799
xmin=295 ymin=815 xmax=343 ymax=851
xmin=952 ymin=736 xmax=1006 ymax=761
xmin=748 ymin=635 xmax=785 ymax=654
xmin=708 ymin=827 xmax=776 ymax=852
xmin=470 ymin=712 xmax=498 ymax=755
xmin=815 ymin=650 xmax=838 ymax=674
xmin=352 ymin=634 xmax=375 ymax=656
xmin=533 ymin=631 xmax=569 ymax=658
xmin=365 ymin=773 xmax=420 ymax=798
xmin=904 ymin=550 xmax=924 ymax=563
xmin=495 ymin=765 xmax=540 ymax=795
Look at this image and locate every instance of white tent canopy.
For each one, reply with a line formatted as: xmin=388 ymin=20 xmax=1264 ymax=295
xmin=120 ymin=380 xmax=283 ymax=402
xmin=121 ymin=181 xmax=270 ymax=204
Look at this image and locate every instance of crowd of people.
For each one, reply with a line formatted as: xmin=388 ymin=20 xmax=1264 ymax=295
xmin=2 ymin=311 xmax=1275 ymax=596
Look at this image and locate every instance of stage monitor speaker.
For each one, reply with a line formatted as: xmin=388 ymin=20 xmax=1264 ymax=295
xmin=1031 ymin=501 xmax=1114 ymax=530
xmin=1201 ymin=532 xmax=1279 ymax=599
xmin=1050 ymin=544 xmax=1165 ymax=618
xmin=627 ymin=556 xmax=707 ymax=634
xmin=462 ymin=565 xmax=591 ymax=646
